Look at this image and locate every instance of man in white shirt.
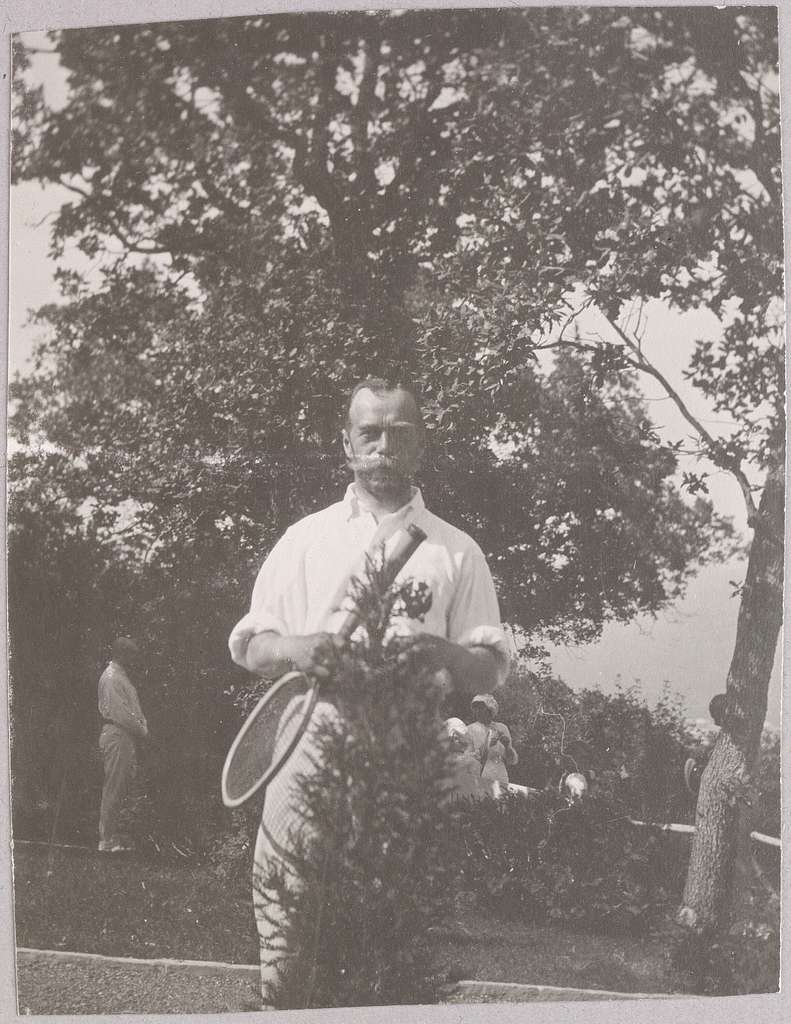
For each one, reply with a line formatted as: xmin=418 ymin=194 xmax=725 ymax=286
xmin=97 ymin=637 xmax=148 ymax=853
xmin=228 ymin=378 xmax=509 ymax=1000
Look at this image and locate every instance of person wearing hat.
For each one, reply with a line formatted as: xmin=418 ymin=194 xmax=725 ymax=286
xmin=467 ymin=693 xmax=517 ymax=792
xmin=97 ymin=637 xmax=148 ymax=853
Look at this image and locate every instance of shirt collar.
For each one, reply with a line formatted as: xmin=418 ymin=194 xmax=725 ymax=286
xmin=109 ymin=660 xmax=130 ymax=681
xmin=343 ymin=483 xmax=425 ymax=522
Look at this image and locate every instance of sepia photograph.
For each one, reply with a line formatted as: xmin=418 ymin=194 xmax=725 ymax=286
xmin=3 ymin=1 xmax=785 ymax=1018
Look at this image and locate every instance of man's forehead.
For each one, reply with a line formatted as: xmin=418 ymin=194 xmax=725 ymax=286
xmin=348 ymin=387 xmax=421 ymax=425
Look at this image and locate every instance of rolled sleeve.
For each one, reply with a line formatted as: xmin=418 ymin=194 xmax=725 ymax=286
xmin=448 ymin=543 xmax=511 ymax=685
xmin=228 ymin=610 xmax=290 ymax=666
xmin=457 ymin=625 xmax=511 ymax=686
xmin=228 ymin=528 xmax=305 ymax=668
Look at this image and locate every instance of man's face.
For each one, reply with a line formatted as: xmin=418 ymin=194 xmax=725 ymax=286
xmin=342 ymin=388 xmax=423 ymax=501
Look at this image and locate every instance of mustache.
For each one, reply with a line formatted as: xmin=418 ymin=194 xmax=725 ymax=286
xmin=346 ymin=453 xmax=405 ymax=474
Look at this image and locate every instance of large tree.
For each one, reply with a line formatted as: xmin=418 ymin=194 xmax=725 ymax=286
xmin=10 ymin=7 xmax=776 ymax=929
xmin=10 ymin=10 xmax=722 ymax=647
xmin=430 ymin=6 xmax=782 ymax=933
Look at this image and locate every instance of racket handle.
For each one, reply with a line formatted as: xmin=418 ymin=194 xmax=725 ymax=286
xmin=337 ymin=523 xmax=428 ymax=641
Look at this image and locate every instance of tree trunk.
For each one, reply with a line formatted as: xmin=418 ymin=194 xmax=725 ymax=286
xmin=678 ymin=455 xmax=784 ymax=932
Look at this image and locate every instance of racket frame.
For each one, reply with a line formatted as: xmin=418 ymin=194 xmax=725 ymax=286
xmin=221 ymin=670 xmax=319 ymax=808
xmin=221 ymin=523 xmax=429 ymax=808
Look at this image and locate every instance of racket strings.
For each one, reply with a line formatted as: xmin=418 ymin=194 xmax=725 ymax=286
xmin=224 ymin=674 xmax=315 ymax=802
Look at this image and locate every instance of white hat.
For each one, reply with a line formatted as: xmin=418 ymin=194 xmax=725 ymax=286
xmin=471 ymin=693 xmax=499 ymax=716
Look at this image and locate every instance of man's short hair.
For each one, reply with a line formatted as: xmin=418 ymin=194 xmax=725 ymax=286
xmin=345 ymin=377 xmax=424 ymax=429
xmin=708 ymin=692 xmax=728 ymax=726
xmin=112 ymin=636 xmax=140 ymax=665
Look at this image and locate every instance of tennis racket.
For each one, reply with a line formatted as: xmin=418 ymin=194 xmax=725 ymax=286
xmin=221 ymin=523 xmax=428 ymax=807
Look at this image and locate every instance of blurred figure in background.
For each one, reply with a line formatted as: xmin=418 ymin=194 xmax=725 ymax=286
xmin=683 ymin=693 xmax=728 ymax=798
xmin=97 ymin=637 xmax=148 ymax=853
xmin=467 ymin=693 xmax=518 ymax=794
xmin=444 ymin=717 xmax=489 ymax=800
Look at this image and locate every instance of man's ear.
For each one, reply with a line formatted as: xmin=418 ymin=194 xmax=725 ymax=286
xmin=342 ymin=429 xmax=352 ymax=460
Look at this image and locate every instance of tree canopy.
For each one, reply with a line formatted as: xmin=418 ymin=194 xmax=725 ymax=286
xmin=10 ymin=8 xmax=743 ymax=651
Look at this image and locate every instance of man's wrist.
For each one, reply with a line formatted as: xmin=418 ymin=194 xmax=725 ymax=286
xmin=246 ymin=632 xmax=293 ymax=676
xmin=274 ymin=640 xmax=295 ymax=674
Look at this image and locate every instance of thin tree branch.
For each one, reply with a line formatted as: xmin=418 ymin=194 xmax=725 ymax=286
xmin=534 ymin=338 xmax=602 ymax=357
xmin=534 ymin=299 xmax=595 ymax=351
xmin=379 ymin=81 xmax=456 ymax=222
xmin=351 ymin=32 xmax=381 ymax=197
xmin=58 ymin=177 xmax=174 ymax=255
xmin=746 ymin=83 xmax=781 ymax=206
xmin=605 ymin=315 xmax=760 ymax=525
xmin=169 ymin=91 xmax=249 ymax=223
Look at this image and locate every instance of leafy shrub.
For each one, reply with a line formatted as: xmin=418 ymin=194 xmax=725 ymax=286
xmin=258 ymin=565 xmax=461 ymax=1009
xmin=455 ymin=790 xmax=683 ymax=935
xmin=496 ymin=668 xmax=697 ymax=824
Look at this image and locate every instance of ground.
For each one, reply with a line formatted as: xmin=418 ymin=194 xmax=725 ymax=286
xmin=13 ymin=841 xmax=676 ymax=1013
xmin=17 ymin=957 xmax=262 ymax=1015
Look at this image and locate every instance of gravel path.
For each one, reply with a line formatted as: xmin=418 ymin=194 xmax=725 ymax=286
xmin=16 ymin=958 xmax=262 ymax=1015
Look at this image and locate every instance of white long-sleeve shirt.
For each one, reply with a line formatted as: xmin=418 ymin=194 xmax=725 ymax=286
xmin=98 ymin=660 xmax=148 ymax=740
xmin=229 ymin=485 xmax=510 ymax=682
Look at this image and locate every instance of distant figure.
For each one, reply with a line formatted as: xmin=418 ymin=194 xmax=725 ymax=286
xmin=560 ymin=771 xmax=589 ymax=803
xmin=467 ymin=694 xmax=518 ymax=789
xmin=97 ymin=637 xmax=148 ymax=853
xmin=683 ymin=693 xmax=728 ymax=797
xmin=708 ymin=692 xmax=728 ymax=727
xmin=444 ymin=717 xmax=489 ymax=800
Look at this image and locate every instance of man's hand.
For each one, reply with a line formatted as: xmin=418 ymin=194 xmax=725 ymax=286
xmin=393 ymin=633 xmax=457 ymax=675
xmin=282 ymin=633 xmax=344 ymax=679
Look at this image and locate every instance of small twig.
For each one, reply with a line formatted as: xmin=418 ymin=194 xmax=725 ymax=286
xmin=536 ymin=707 xmax=578 ymax=771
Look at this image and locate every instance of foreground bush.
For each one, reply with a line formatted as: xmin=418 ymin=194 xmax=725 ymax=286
xmin=257 ymin=568 xmax=460 ymax=1010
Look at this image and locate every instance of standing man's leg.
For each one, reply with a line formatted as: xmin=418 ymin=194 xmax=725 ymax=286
xmin=98 ymin=726 xmax=135 ymax=851
xmin=252 ymin=825 xmax=297 ymax=1007
xmin=252 ymin=699 xmax=340 ymax=1006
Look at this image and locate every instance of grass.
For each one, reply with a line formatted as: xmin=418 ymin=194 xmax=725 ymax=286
xmin=13 ymin=842 xmax=258 ymax=964
xmin=13 ymin=842 xmax=674 ymax=993
xmin=431 ymin=903 xmax=673 ymax=993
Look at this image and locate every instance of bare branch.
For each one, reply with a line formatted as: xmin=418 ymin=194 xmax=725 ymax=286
xmin=605 ymin=315 xmax=760 ymax=524
xmin=58 ymin=177 xmax=175 ymax=256
xmin=57 ymin=176 xmax=91 ymax=200
xmin=555 ymin=297 xmax=595 ymax=346
xmin=350 ymin=31 xmax=381 ymax=196
xmin=745 ymin=81 xmax=780 ymax=206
